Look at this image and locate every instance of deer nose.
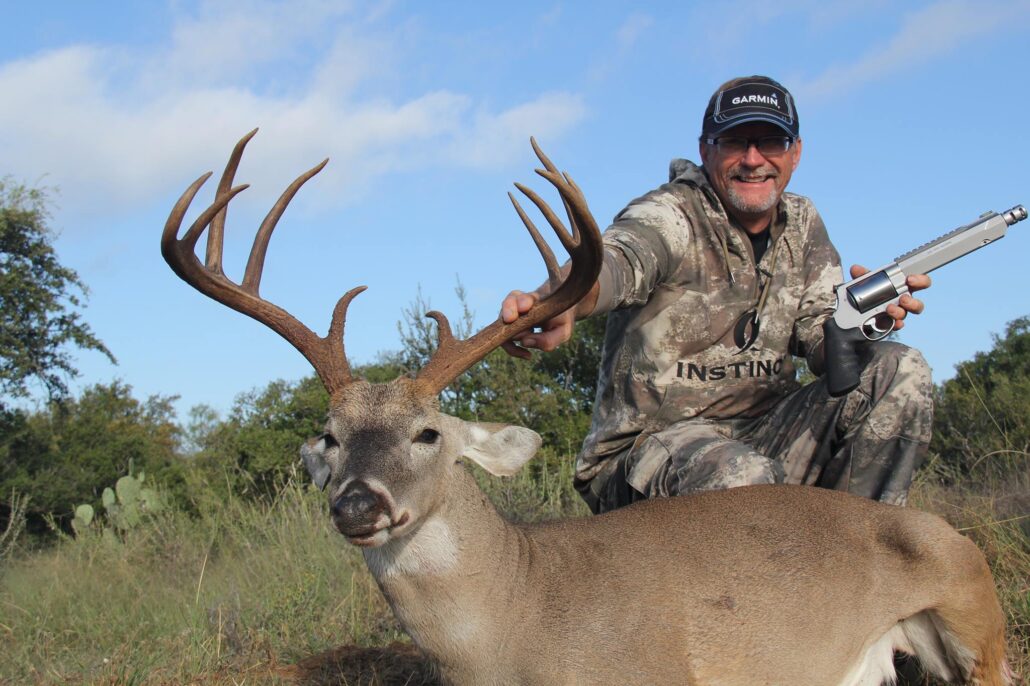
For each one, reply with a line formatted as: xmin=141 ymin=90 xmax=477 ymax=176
xmin=331 ymin=481 xmax=387 ymax=524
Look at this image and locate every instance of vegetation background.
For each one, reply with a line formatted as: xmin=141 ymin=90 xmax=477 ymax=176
xmin=1 ymin=181 xmax=1028 ymax=684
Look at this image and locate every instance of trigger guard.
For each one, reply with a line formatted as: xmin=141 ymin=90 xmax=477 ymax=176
xmin=861 ymin=314 xmax=894 ymax=341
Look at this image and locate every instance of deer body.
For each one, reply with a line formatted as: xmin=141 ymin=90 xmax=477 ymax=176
xmin=163 ymin=132 xmax=1011 ymax=686
xmin=287 ymin=379 xmax=1009 ymax=686
xmin=319 ymin=384 xmax=1008 ymax=686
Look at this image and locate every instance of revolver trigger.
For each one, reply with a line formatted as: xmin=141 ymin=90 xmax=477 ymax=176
xmin=861 ymin=313 xmax=894 ymax=341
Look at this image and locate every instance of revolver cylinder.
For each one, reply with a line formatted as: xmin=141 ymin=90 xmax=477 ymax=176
xmin=845 ymin=263 xmax=907 ymax=313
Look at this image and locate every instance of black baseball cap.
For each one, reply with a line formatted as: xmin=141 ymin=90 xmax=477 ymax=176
xmin=701 ymin=76 xmax=799 ymax=138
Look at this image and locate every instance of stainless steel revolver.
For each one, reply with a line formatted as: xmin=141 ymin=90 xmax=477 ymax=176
xmin=824 ymin=204 xmax=1027 ymax=397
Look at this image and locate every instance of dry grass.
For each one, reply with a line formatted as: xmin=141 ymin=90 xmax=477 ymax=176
xmin=910 ymin=453 xmax=1030 ymax=680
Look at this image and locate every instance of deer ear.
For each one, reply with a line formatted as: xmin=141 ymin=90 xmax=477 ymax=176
xmin=301 ymin=437 xmax=332 ymax=490
xmin=462 ymin=423 xmax=542 ymax=477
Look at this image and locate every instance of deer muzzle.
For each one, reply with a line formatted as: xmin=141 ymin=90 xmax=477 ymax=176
xmin=331 ymin=480 xmax=407 ymax=546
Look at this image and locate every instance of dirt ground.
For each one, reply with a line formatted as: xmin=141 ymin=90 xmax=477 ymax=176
xmin=274 ymin=642 xmax=440 ymax=686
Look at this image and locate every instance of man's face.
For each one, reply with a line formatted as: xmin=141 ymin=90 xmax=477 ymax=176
xmin=699 ymin=122 xmax=802 ymax=228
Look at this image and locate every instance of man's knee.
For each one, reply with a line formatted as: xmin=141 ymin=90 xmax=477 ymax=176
xmin=864 ymin=341 xmax=931 ymax=389
xmin=659 ymin=443 xmax=784 ymax=497
xmin=791 ymin=342 xmax=933 ymax=503
xmin=861 ymin=342 xmax=932 ymax=414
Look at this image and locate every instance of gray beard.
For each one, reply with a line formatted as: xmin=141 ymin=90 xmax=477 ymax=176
xmin=725 ymin=184 xmax=779 ymax=214
xmin=724 ymin=165 xmax=779 ymax=215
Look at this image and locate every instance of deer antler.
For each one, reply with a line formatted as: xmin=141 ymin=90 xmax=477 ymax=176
xmin=413 ymin=137 xmax=603 ymax=396
xmin=161 ymin=128 xmax=363 ymax=398
xmin=163 ymin=132 xmax=602 ymax=399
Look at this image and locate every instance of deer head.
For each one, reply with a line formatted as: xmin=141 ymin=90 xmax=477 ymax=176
xmin=162 ymin=130 xmax=602 ymax=547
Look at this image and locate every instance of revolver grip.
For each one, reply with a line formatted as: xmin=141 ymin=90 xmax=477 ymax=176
xmin=823 ymin=318 xmax=871 ymax=397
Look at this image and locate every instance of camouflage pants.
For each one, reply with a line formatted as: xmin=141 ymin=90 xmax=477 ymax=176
xmin=584 ymin=342 xmax=934 ymax=513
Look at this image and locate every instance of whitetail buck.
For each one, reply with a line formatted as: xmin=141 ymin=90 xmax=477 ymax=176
xmin=163 ymin=130 xmax=1012 ymax=686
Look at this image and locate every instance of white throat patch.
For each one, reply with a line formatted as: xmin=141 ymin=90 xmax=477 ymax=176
xmin=364 ymin=516 xmax=459 ymax=579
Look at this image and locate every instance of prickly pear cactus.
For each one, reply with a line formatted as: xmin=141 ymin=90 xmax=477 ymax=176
xmin=116 ymin=475 xmax=141 ymax=505
xmin=139 ymin=487 xmax=161 ymax=512
xmin=82 ymin=470 xmax=166 ymax=535
xmin=109 ymin=475 xmax=139 ymax=529
xmin=71 ymin=504 xmax=94 ymax=535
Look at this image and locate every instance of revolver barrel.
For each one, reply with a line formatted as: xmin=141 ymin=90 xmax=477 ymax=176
xmin=1002 ymin=205 xmax=1027 ymax=225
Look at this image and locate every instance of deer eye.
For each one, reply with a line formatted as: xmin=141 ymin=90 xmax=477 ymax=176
xmin=415 ymin=428 xmax=440 ymax=444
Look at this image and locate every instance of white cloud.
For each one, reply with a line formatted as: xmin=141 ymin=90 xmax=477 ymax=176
xmin=794 ymin=0 xmax=1030 ymax=101
xmin=804 ymin=0 xmax=892 ymax=29
xmin=0 ymin=1 xmax=586 ymax=224
xmin=448 ymin=93 xmax=588 ymax=168
xmin=158 ymin=0 xmax=358 ymax=88
xmin=587 ymin=11 xmax=654 ymax=83
xmin=616 ymin=13 xmax=653 ymax=52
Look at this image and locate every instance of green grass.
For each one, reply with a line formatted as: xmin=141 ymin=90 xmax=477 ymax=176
xmin=1 ymin=453 xmax=1026 ymax=685
xmin=0 ymin=478 xmax=400 ymax=684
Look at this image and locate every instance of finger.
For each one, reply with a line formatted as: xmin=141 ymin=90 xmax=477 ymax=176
xmin=501 ymin=290 xmax=543 ymax=324
xmin=906 ymin=273 xmax=931 ymax=292
xmin=898 ymin=295 xmax=925 ymax=315
xmin=885 ymin=303 xmax=908 ymax=321
xmin=501 ymin=291 xmax=523 ymax=324
xmin=533 ymin=332 xmax=562 ymax=352
xmin=533 ymin=321 xmax=574 ymax=352
xmin=516 ymin=291 xmax=538 ymax=314
xmin=850 ymin=264 xmax=869 ymax=279
xmin=501 ymin=340 xmax=533 ymax=360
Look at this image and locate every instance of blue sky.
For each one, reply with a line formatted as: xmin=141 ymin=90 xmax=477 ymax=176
xmin=2 ymin=0 xmax=1029 ymax=418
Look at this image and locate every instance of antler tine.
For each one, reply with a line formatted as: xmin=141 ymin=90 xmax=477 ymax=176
xmin=168 ymin=176 xmax=249 ymax=254
xmin=161 ymin=130 xmax=361 ymax=398
xmin=527 ymin=136 xmax=584 ymax=243
xmin=322 ymin=285 xmax=368 ymax=391
xmin=164 ymin=172 xmax=213 ymax=249
xmin=529 ymin=136 xmax=558 ymax=177
xmin=527 ymin=169 xmax=602 ymax=311
xmin=241 ymin=157 xmax=329 ymax=295
xmin=424 ymin=310 xmax=457 ymax=355
xmin=207 ymin=128 xmax=258 ymax=274
xmin=508 ymin=191 xmax=562 ymax=289
xmin=513 ymin=181 xmax=579 ymax=254
xmin=414 ymin=139 xmax=603 ymax=396
xmin=531 ymin=137 xmax=581 ymax=225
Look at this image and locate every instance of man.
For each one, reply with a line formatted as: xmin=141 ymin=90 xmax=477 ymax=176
xmin=501 ymin=76 xmax=933 ymax=514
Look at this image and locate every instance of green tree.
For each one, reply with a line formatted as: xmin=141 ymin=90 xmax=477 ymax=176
xmin=931 ymin=316 xmax=1030 ymax=474
xmin=189 ymin=376 xmax=329 ymax=499
xmin=182 ymin=403 xmax=221 ymax=455
xmin=0 ymin=381 xmax=183 ymax=533
xmin=0 ymin=179 xmax=115 ymax=406
xmin=353 ymin=349 xmax=408 ymax=384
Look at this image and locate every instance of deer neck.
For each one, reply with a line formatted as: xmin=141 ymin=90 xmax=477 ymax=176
xmin=361 ymin=466 xmax=531 ymax=670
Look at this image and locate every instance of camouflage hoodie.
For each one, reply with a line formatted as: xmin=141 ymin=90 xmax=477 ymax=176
xmin=577 ymin=159 xmax=843 ymax=490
